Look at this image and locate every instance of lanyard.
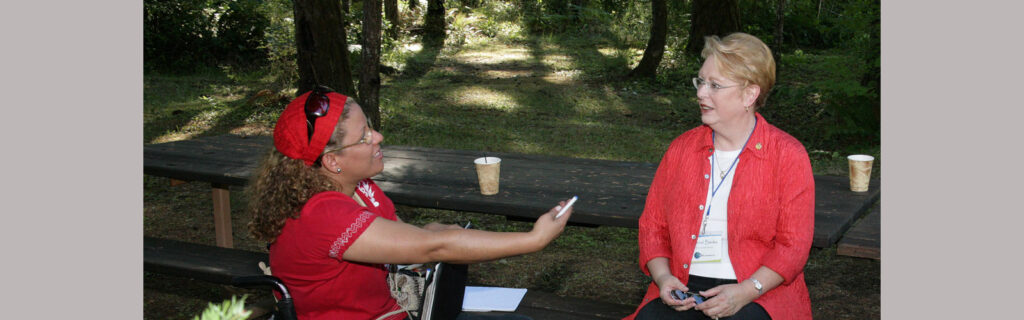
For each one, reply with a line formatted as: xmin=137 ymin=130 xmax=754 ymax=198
xmin=699 ymin=117 xmax=757 ymax=235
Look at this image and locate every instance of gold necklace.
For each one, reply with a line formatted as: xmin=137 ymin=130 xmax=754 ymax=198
xmin=714 ymin=150 xmax=727 ymax=179
xmin=712 ymin=118 xmax=757 ymax=181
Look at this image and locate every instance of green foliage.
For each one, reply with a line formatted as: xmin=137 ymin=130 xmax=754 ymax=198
xmin=723 ymin=0 xmax=880 ymax=152
xmin=514 ymin=0 xmax=616 ymax=35
xmin=214 ymin=0 xmax=270 ymax=66
xmin=193 ymin=295 xmax=252 ymax=320
xmin=737 ymin=0 xmax=778 ymax=44
xmin=144 ymin=0 xmax=219 ymax=71
xmin=144 ymin=0 xmax=879 ymax=159
xmin=256 ymin=0 xmax=298 ymax=91
xmin=799 ymin=0 xmax=880 ymax=152
xmin=737 ymin=0 xmax=880 ymax=54
xmin=814 ymin=77 xmax=878 ymax=151
xmin=602 ymin=0 xmax=653 ymax=48
xmin=144 ymin=0 xmax=270 ymax=72
xmin=761 ymin=50 xmax=879 ymax=154
xmin=465 ymin=1 xmax=527 ymax=41
xmin=833 ymin=0 xmax=880 ymax=90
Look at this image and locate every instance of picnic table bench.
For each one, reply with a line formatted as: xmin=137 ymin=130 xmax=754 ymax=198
xmin=144 ymin=134 xmax=880 ymax=249
xmin=144 ymin=236 xmax=635 ymax=319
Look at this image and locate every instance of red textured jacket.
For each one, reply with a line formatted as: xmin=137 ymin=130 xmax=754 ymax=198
xmin=626 ymin=113 xmax=814 ymax=320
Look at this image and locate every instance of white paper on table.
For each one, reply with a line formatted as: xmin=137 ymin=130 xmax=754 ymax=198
xmin=461 ymin=286 xmax=528 ymax=312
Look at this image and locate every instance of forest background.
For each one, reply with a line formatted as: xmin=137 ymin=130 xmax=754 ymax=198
xmin=143 ymin=0 xmax=880 ymax=319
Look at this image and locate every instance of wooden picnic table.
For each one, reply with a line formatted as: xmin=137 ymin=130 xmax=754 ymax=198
xmin=144 ymin=134 xmax=879 ymax=248
xmin=837 ymin=202 xmax=881 ymax=260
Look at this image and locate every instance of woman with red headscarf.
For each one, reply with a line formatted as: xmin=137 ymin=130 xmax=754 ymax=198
xmin=248 ymin=86 xmax=573 ymax=320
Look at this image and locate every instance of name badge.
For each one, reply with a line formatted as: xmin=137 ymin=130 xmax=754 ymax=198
xmin=692 ymin=234 xmax=723 ymax=263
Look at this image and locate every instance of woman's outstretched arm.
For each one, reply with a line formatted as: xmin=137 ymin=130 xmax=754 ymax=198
xmin=343 ymin=199 xmax=573 ymax=265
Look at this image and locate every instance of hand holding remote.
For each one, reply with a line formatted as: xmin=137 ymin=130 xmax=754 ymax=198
xmin=555 ymin=196 xmax=577 ymax=219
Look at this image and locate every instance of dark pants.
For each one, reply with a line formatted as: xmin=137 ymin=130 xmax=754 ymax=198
xmin=404 ymin=312 xmax=532 ymax=320
xmin=456 ymin=312 xmax=532 ymax=320
xmin=636 ymin=275 xmax=771 ymax=320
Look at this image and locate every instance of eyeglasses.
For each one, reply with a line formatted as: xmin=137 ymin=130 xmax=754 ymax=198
xmin=671 ymin=290 xmax=706 ymax=305
xmin=320 ymin=118 xmax=375 ymax=155
xmin=305 ymin=85 xmax=335 ymax=142
xmin=692 ymin=77 xmax=740 ymax=93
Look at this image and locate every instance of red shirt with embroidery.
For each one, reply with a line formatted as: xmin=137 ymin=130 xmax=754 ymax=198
xmin=270 ymin=179 xmax=405 ymax=320
xmin=625 ymin=113 xmax=814 ymax=320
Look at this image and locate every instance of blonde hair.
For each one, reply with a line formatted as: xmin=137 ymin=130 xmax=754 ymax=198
xmin=247 ymin=104 xmax=352 ymax=243
xmin=701 ymin=32 xmax=776 ymax=109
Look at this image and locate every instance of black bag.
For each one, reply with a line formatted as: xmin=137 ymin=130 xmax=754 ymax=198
xmin=419 ymin=262 xmax=468 ymax=320
xmin=387 ymin=262 xmax=468 ymax=320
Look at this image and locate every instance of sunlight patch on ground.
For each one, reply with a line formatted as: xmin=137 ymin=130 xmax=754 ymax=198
xmin=151 ymin=109 xmax=227 ymax=143
xmin=482 ymin=70 xmax=533 ymax=78
xmin=229 ymin=125 xmax=273 ymax=137
xmin=596 ymin=47 xmax=641 ymax=58
xmin=448 ymin=87 xmax=519 ymax=111
xmin=456 ymin=47 xmax=530 ymax=64
xmin=151 ymin=133 xmax=192 ymax=144
xmin=403 ymin=43 xmax=423 ymax=53
xmin=652 ymin=96 xmax=673 ymax=105
xmin=542 ymin=71 xmax=579 ymax=84
xmin=539 ymin=53 xmax=573 ymax=69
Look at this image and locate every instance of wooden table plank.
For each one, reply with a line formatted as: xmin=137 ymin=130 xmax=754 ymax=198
xmin=837 ymin=203 xmax=881 ymax=260
xmin=144 ymin=134 xmax=268 ymax=186
xmin=513 ymin=290 xmax=635 ymax=319
xmin=812 ymin=176 xmax=880 ymax=248
xmin=144 ymin=237 xmax=267 ymax=284
xmin=144 ymin=134 xmax=881 ymax=247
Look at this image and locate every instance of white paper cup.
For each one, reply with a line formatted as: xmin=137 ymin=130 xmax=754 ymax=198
xmin=847 ymin=154 xmax=875 ymax=192
xmin=474 ymin=157 xmax=501 ymax=195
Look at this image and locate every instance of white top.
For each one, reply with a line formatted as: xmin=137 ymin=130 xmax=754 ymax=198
xmin=689 ymin=149 xmax=739 ymax=279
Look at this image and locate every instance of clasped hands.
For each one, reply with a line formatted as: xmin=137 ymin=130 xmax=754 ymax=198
xmin=655 ymin=274 xmax=759 ymax=319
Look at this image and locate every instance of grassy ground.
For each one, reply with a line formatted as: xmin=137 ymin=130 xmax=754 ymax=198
xmin=144 ymin=34 xmax=879 ymax=319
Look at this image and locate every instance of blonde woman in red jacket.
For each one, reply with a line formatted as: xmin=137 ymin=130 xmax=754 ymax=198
xmin=627 ymin=33 xmax=814 ymax=320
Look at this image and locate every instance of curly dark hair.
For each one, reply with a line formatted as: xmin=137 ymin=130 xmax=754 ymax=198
xmin=247 ymin=104 xmax=352 ymax=243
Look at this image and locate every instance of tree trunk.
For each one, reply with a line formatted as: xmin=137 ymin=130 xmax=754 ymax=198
xmin=629 ymin=0 xmax=667 ymax=79
xmin=817 ymin=0 xmax=823 ymax=21
xmin=424 ymin=0 xmax=445 ymax=46
xmin=385 ymin=0 xmax=399 ymax=39
xmin=293 ymin=0 xmax=356 ymax=97
xmin=687 ymin=0 xmax=741 ymax=57
xmin=361 ymin=0 xmax=383 ymax=130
